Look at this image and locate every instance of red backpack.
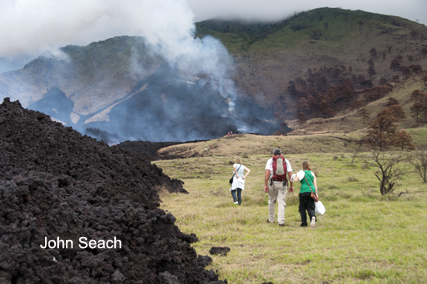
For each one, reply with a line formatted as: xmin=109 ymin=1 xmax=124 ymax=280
xmin=272 ymin=156 xmax=287 ymax=181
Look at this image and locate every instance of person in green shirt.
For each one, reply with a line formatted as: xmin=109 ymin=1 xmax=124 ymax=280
xmin=291 ymin=161 xmax=318 ymax=227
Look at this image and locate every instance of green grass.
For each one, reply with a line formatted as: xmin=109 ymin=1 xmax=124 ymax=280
xmin=196 ymin=7 xmax=424 ymax=57
xmin=155 ymin=148 xmax=427 ymax=283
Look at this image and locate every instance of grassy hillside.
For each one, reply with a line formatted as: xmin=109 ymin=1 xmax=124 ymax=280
xmin=196 ymin=8 xmax=427 ymax=116
xmin=157 ymin=133 xmax=362 ymax=158
xmin=153 ymin=64 xmax=427 ymax=282
xmin=155 ymin=132 xmax=427 ymax=283
xmin=61 ymin=36 xmax=165 ymax=82
xmin=152 ymin=34 xmax=427 ymax=282
xmin=197 ymin=8 xmax=427 ymax=64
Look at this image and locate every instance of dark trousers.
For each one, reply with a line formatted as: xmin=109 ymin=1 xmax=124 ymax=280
xmin=299 ymin=192 xmax=316 ymax=226
xmin=231 ymin=188 xmax=242 ymax=205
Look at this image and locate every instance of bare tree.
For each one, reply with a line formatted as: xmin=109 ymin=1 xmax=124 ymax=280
xmin=352 ymin=99 xmax=365 ymax=111
xmin=369 ymin=48 xmax=378 ymax=58
xmin=390 ymin=58 xmax=401 ymax=71
xmin=410 ymin=90 xmax=424 ymax=103
xmin=392 ymin=130 xmax=415 ymax=150
xmin=358 ymin=20 xmax=364 ymax=33
xmin=357 ymin=107 xmax=370 ymax=124
xmin=366 ymin=108 xmax=398 ymax=151
xmin=296 ymin=97 xmax=309 ymax=113
xmin=407 ymin=149 xmax=427 ymax=183
xmin=363 ymin=151 xmax=406 ymax=195
xmin=400 ymin=66 xmax=411 ymax=79
xmin=385 ymin=97 xmax=400 ymax=107
xmin=351 ymin=138 xmax=366 ymax=164
xmin=367 ymin=59 xmax=376 ymax=80
xmin=296 ymin=112 xmax=307 ymax=128
xmin=323 ymin=108 xmax=335 ymax=118
xmin=387 ymin=105 xmax=406 ymax=119
xmin=410 ymin=64 xmax=422 ymax=74
xmin=409 ymin=90 xmax=427 ymax=123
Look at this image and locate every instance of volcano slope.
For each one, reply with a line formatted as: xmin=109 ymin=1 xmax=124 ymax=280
xmin=0 ymin=98 xmax=225 ymax=283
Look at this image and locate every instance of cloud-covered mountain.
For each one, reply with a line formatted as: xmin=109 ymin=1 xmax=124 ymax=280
xmin=0 ymin=36 xmax=277 ymax=142
xmin=3 ymin=7 xmax=425 ymax=143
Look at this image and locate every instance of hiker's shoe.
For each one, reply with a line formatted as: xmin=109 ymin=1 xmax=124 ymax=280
xmin=279 ymin=223 xmax=285 ymax=227
xmin=266 ymin=219 xmax=273 ymax=223
xmin=310 ymin=216 xmax=316 ymax=228
xmin=234 ymin=201 xmax=238 ymax=204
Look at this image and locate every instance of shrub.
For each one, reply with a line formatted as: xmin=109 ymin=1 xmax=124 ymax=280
xmin=348 ymin=176 xmax=359 ymax=182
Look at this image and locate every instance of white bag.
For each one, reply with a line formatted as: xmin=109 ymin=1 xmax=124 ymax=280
xmin=315 ymin=200 xmax=325 ymax=215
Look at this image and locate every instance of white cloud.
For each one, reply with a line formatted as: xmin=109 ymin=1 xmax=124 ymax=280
xmin=1 ymin=0 xmax=425 ymax=73
xmin=0 ymin=0 xmax=195 ymax=57
xmin=1 ymin=0 xmax=425 ymax=59
xmin=0 ymin=0 xmax=237 ymax=111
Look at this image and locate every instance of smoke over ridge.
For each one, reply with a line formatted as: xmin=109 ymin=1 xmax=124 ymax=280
xmin=0 ymin=0 xmax=233 ymax=84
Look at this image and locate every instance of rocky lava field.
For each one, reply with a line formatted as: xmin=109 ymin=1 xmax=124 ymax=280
xmin=0 ymin=98 xmax=225 ymax=283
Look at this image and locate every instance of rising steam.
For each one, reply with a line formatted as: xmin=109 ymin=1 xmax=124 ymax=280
xmin=1 ymin=0 xmax=236 ymax=104
xmin=0 ymin=0 xmax=276 ymax=142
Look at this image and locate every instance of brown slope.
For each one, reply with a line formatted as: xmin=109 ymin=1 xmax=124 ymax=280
xmin=197 ymin=8 xmax=427 ymax=120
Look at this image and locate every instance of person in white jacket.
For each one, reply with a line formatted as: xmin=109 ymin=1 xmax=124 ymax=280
xmin=230 ymin=157 xmax=251 ymax=205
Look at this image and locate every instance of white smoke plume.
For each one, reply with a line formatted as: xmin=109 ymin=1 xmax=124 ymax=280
xmin=0 ymin=0 xmax=236 ymax=106
xmin=0 ymin=0 xmax=249 ymax=142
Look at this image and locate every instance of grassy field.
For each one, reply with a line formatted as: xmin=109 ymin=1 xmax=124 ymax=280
xmin=155 ymin=134 xmax=427 ymax=283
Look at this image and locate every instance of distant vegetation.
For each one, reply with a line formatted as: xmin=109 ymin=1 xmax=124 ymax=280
xmin=196 ymin=19 xmax=287 ymax=48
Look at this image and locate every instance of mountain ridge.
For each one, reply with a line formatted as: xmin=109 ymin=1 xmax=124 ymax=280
xmin=0 ymin=7 xmax=426 ymax=142
xmin=196 ymin=8 xmax=427 ymax=106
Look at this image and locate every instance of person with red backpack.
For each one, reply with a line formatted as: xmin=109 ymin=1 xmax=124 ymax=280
xmin=264 ymin=148 xmax=293 ymax=226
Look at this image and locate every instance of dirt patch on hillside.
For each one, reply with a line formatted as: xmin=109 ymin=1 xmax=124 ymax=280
xmin=118 ymin=139 xmax=208 ymax=161
xmin=157 ymin=144 xmax=204 ymax=159
xmin=0 ymin=98 xmax=225 ymax=283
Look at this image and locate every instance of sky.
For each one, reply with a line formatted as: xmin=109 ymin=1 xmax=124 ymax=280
xmin=0 ymin=0 xmax=426 ymax=72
